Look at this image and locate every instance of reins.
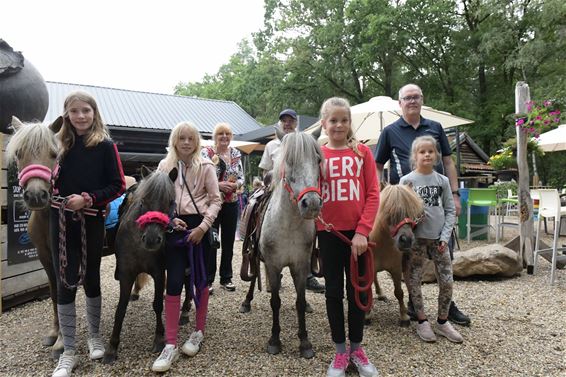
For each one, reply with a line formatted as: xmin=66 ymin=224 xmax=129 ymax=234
xmin=316 ymin=216 xmax=375 ymax=312
xmin=50 ymin=196 xmax=104 ymax=289
xmin=173 ymin=229 xmax=207 ymax=307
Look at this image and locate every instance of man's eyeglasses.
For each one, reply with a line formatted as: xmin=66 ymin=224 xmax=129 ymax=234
xmin=401 ymin=95 xmax=422 ymax=103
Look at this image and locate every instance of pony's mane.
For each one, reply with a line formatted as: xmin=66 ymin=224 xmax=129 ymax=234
xmin=272 ymin=132 xmax=323 ymax=183
xmin=378 ymin=184 xmax=424 ymax=224
xmin=131 ymin=170 xmax=175 ymax=211
xmin=5 ymin=121 xmax=58 ymax=162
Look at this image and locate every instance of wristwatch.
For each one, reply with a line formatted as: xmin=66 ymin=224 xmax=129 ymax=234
xmin=452 ymin=190 xmax=461 ymax=197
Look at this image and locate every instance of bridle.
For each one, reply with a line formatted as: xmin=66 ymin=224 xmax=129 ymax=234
xmin=389 ymin=213 xmax=424 ymax=238
xmin=280 ymin=163 xmax=322 ymax=205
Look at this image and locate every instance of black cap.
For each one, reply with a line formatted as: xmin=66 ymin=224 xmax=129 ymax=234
xmin=279 ymin=109 xmax=297 ymax=120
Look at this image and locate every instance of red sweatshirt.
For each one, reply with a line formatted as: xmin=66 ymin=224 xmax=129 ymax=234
xmin=316 ymin=144 xmax=380 ymax=237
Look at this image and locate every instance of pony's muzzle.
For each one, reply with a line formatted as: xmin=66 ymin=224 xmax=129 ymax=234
xmin=141 ymin=232 xmax=164 ymax=251
xmin=23 ymin=189 xmax=50 ymax=209
xmin=299 ymin=193 xmax=323 ymax=219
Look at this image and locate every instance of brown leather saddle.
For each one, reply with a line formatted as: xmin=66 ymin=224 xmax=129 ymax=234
xmin=239 ymin=185 xmax=272 ymax=290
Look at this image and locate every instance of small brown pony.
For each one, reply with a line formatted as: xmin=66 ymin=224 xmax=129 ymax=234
xmin=368 ymin=184 xmax=424 ymax=326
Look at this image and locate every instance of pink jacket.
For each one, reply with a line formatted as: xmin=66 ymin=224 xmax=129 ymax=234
xmin=158 ymin=157 xmax=222 ymax=233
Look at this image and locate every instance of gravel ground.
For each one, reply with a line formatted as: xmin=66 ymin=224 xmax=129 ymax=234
xmin=1 ymin=230 xmax=565 ymax=377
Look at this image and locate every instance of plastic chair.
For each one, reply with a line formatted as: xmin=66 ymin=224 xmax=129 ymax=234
xmin=534 ymin=189 xmax=566 ymax=284
xmin=498 ymin=189 xmax=519 ymax=239
xmin=467 ymin=188 xmax=499 ymax=243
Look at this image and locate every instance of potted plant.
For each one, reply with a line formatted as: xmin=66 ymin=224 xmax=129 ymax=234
xmin=488 ymin=147 xmax=517 ymax=180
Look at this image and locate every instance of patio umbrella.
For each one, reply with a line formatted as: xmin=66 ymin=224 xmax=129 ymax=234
xmin=305 ymin=96 xmax=474 ymax=144
xmin=536 ymin=124 xmax=566 ymax=152
xmin=201 ymin=139 xmax=260 ymax=154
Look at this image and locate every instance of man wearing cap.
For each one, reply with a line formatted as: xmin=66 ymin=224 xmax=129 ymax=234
xmin=259 ymin=109 xmax=299 ymax=174
xmin=258 ymin=108 xmax=325 ymax=294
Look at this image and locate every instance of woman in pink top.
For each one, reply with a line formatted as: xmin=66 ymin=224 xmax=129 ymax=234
xmin=152 ymin=122 xmax=222 ymax=373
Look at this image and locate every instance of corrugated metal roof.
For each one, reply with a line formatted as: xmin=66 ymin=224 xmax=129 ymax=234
xmin=44 ymin=82 xmax=263 ymax=135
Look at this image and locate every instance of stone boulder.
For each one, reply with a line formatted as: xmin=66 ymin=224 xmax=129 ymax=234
xmin=421 ymin=244 xmax=522 ymax=282
xmin=453 ymin=244 xmax=522 ymax=278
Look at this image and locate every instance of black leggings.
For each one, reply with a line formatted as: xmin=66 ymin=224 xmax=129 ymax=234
xmin=207 ymin=201 xmax=238 ymax=285
xmin=318 ymin=230 xmax=366 ymax=344
xmin=49 ymin=208 xmax=105 ymax=304
xmin=166 ymin=214 xmax=213 ymax=296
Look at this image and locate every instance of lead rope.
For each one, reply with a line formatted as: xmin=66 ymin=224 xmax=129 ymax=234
xmin=58 ymin=198 xmax=88 ymax=289
xmin=316 ymin=216 xmax=375 ymax=312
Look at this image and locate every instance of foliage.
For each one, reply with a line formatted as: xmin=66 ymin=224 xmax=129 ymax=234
xmin=490 ymin=180 xmax=518 ymax=200
xmin=516 ymin=99 xmax=562 ymax=137
xmin=173 ymin=0 xmax=565 ymax=182
xmin=488 ymin=147 xmax=516 ymax=170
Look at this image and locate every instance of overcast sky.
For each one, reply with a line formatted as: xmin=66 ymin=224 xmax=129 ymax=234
xmin=2 ymin=0 xmax=265 ymax=94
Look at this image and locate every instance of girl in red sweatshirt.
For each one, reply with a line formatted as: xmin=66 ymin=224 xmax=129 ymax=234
xmin=317 ymin=97 xmax=380 ymax=377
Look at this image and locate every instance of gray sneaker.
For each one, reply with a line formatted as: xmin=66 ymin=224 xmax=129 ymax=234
xmin=436 ymin=321 xmax=464 ymax=343
xmin=87 ymin=335 xmax=105 ymax=360
xmin=416 ymin=321 xmax=437 ymax=342
xmin=52 ymin=350 xmax=77 ymax=377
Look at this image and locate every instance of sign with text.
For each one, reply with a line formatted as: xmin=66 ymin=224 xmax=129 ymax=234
xmin=7 ymin=164 xmax=38 ymax=265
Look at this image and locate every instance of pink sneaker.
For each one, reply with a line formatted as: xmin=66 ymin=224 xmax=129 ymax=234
xmin=327 ymin=352 xmax=349 ymax=377
xmin=350 ymin=347 xmax=379 ymax=377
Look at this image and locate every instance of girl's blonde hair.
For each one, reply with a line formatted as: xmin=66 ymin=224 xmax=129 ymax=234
xmin=212 ymin=122 xmax=233 ymax=145
xmin=319 ymin=96 xmax=363 ymax=157
xmin=58 ymin=90 xmax=109 ymax=156
xmin=410 ymin=135 xmax=441 ymax=169
xmin=163 ymin=121 xmax=203 ymax=170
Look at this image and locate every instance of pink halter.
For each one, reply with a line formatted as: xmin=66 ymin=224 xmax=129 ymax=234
xmin=136 ymin=211 xmax=170 ymax=229
xmin=18 ymin=164 xmax=52 ymax=187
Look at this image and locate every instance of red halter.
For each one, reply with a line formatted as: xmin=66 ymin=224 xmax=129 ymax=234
xmin=280 ymin=164 xmax=321 ymax=204
xmin=390 ymin=217 xmax=417 ymax=237
xmin=136 ymin=211 xmax=170 ymax=229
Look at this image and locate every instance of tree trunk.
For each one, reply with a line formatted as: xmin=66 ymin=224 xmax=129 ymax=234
xmin=515 ymin=81 xmax=534 ymax=272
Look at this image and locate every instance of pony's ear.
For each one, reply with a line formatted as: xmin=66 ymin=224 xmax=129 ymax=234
xmin=169 ymin=167 xmax=178 ymax=183
xmin=49 ymin=116 xmax=64 ymax=133
xmin=274 ymin=125 xmax=285 ymax=140
xmin=140 ymin=165 xmax=153 ymax=178
xmin=11 ymin=116 xmax=24 ymax=131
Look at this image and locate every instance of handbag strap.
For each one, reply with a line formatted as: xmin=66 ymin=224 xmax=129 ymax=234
xmin=181 ymin=170 xmax=203 ymax=218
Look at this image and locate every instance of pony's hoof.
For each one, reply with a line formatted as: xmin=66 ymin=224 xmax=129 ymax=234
xmin=129 ymin=294 xmax=140 ymax=301
xmin=377 ymin=295 xmax=388 ymax=302
xmin=51 ymin=347 xmax=64 ymax=362
xmin=178 ymin=315 xmax=189 ymax=326
xmin=239 ymin=303 xmax=251 ymax=313
xmin=152 ymin=341 xmax=165 ymax=353
xmin=102 ymin=352 xmax=117 ymax=365
xmin=300 ymin=347 xmax=315 ymax=359
xmin=267 ymin=339 xmax=281 ymax=355
xmin=42 ymin=335 xmax=57 ymax=347
xmin=305 ymin=302 xmax=314 ymax=313
xmin=399 ymin=319 xmax=410 ymax=327
xmin=527 ymin=265 xmax=534 ymax=275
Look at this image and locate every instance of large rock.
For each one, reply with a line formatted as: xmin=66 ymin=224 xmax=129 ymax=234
xmin=452 ymin=244 xmax=522 ymax=277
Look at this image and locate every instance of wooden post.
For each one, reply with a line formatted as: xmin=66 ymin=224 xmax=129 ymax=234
xmin=515 ymin=82 xmax=534 ymax=273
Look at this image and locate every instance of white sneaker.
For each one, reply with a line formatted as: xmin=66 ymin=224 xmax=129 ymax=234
xmin=182 ymin=330 xmax=204 ymax=357
xmin=350 ymin=348 xmax=379 ymax=377
xmin=151 ymin=344 xmax=179 ymax=372
xmin=52 ymin=350 xmax=77 ymax=377
xmin=436 ymin=321 xmax=464 ymax=343
xmin=87 ymin=335 xmax=105 ymax=360
xmin=326 ymin=352 xmax=349 ymax=377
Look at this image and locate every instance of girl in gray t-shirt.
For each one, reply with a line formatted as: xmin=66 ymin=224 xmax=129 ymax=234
xmin=400 ymin=135 xmax=463 ymax=344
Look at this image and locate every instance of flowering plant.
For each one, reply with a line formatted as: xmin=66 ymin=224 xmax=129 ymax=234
xmin=516 ymin=100 xmax=561 ymax=137
xmin=488 ymin=147 xmax=516 ymax=170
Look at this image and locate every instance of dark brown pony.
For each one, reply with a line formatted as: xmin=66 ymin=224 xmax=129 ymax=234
xmin=368 ymin=184 xmax=424 ymax=326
